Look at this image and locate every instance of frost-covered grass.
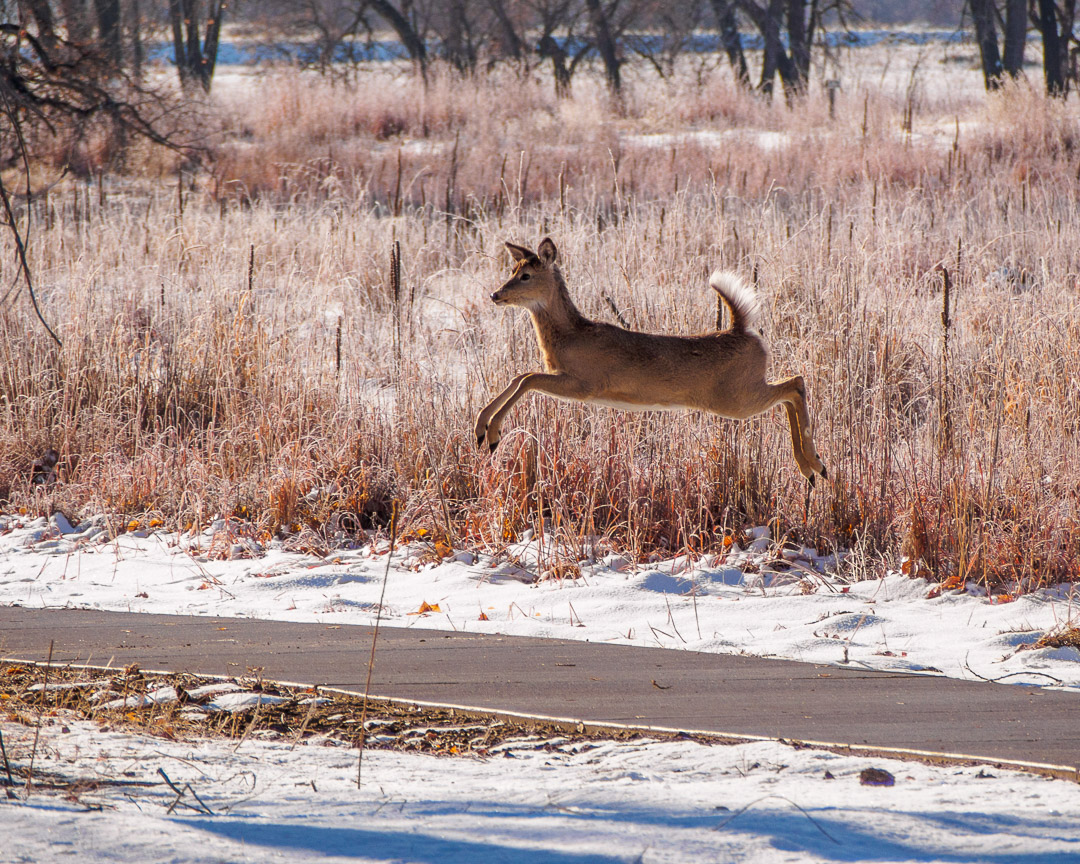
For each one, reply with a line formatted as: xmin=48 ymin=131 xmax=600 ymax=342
xmin=3 ymin=50 xmax=1080 ymax=593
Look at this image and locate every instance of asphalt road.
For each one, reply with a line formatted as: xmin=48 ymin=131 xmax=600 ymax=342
xmin=2 ymin=606 xmax=1078 ymax=777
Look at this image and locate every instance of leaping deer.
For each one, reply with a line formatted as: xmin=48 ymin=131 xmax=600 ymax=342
xmin=474 ymin=238 xmax=827 ymax=485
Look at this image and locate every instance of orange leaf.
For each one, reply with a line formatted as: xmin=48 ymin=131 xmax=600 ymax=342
xmin=478 ymin=611 xmax=489 ymax=621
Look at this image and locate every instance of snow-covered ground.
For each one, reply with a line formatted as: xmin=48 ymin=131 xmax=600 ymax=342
xmin=3 ymin=513 xmax=1078 ymax=690
xmin=4 ymin=716 xmax=1080 ymax=864
xmin=3 ymin=512 xmax=1080 ymax=863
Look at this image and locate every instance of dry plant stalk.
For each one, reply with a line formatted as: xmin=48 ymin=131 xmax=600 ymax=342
xmin=0 ymin=62 xmax=1077 ymax=594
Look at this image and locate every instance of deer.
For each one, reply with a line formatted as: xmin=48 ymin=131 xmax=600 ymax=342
xmin=474 ymin=238 xmax=827 ymax=485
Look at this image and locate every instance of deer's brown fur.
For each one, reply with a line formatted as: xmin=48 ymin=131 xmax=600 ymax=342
xmin=475 ymin=237 xmax=826 ymax=484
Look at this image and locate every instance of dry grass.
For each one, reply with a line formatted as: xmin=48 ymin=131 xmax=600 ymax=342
xmin=0 ymin=661 xmax=653 ymax=758
xmin=2 ymin=54 xmax=1080 ymax=593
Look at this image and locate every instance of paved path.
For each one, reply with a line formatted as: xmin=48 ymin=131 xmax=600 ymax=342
xmin=2 ymin=606 xmax=1078 ymax=777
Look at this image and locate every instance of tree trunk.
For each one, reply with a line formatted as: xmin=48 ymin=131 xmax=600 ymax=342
xmin=1036 ymin=0 xmax=1066 ymax=94
xmin=539 ymin=35 xmax=572 ymax=97
xmin=202 ymin=0 xmax=225 ymax=88
xmin=585 ymin=0 xmax=621 ymax=93
xmin=1035 ymin=0 xmax=1075 ymax=96
xmin=167 ymin=0 xmax=226 ymax=92
xmin=1001 ymin=0 xmax=1026 ymax=77
xmin=786 ymin=0 xmax=809 ymax=89
xmin=757 ymin=0 xmax=785 ymax=97
xmin=487 ymin=0 xmax=523 ymax=61
xmin=969 ymin=0 xmax=1003 ymax=89
xmin=59 ymin=0 xmax=93 ymax=46
xmin=167 ymin=0 xmax=190 ymax=87
xmin=368 ymin=0 xmax=428 ymax=77
xmin=130 ymin=0 xmax=144 ymax=79
xmin=443 ymin=0 xmax=470 ymax=71
xmin=709 ymin=0 xmax=750 ymax=87
xmin=92 ymin=0 xmax=121 ymax=67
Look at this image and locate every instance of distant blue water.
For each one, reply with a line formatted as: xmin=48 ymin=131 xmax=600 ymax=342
xmin=151 ymin=30 xmax=969 ymax=67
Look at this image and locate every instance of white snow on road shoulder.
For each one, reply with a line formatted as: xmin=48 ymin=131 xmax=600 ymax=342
xmin=3 ymin=718 xmax=1079 ymax=864
xmin=2 ymin=513 xmax=1079 ymax=690
xmin=4 ymin=512 xmax=1080 ymax=863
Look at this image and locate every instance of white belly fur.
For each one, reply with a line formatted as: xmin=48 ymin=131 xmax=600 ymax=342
xmin=585 ymin=396 xmax=685 ymax=413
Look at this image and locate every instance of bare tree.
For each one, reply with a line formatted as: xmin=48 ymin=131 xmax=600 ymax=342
xmin=167 ymin=0 xmax=227 ymax=92
xmin=736 ymin=1 xmax=851 ymax=100
xmin=968 ymin=0 xmax=1026 ymax=89
xmin=1033 ymin=0 xmax=1076 ymax=96
xmin=584 ymin=0 xmax=621 ymax=91
xmin=709 ymin=0 xmax=750 ymax=86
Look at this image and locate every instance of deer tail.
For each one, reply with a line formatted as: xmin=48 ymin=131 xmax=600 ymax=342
xmin=709 ymin=271 xmax=759 ymax=332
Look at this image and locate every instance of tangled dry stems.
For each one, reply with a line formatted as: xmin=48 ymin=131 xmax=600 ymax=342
xmin=2 ymin=57 xmax=1079 ymax=593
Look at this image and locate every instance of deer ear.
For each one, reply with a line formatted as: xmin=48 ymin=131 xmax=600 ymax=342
xmin=537 ymin=237 xmax=558 ymax=267
xmin=505 ymin=242 xmax=533 ymax=263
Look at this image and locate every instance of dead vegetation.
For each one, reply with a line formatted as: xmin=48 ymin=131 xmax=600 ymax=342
xmin=1 ymin=54 xmax=1079 ymax=594
xmin=0 ymin=661 xmax=653 ymax=763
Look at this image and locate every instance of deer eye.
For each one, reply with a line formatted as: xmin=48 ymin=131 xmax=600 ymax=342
xmin=520 ymin=273 xmax=531 ymax=281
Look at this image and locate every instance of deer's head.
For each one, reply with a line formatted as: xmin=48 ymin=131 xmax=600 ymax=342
xmin=491 ymin=238 xmax=559 ymax=309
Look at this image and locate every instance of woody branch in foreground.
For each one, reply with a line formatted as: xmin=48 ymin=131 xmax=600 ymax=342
xmin=0 ymin=18 xmax=199 ymax=345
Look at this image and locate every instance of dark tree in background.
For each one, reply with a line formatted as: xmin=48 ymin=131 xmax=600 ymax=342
xmin=167 ymin=0 xmax=227 ymax=92
xmin=969 ymin=0 xmax=1026 ymax=88
xmin=967 ymin=0 xmax=1079 ymax=96
xmin=710 ymin=0 xmax=750 ymax=87
xmin=1034 ymin=0 xmax=1076 ymax=95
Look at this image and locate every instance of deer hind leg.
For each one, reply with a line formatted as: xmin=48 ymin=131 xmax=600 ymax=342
xmin=776 ymin=375 xmax=826 ymax=484
xmin=476 ymin=372 xmax=590 ymax=452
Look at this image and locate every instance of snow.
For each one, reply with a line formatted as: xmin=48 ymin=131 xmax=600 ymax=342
xmin=3 ymin=511 xmax=1080 ymax=861
xmin=4 ymin=717 xmax=1080 ymax=864
xmin=2 ymin=513 xmax=1078 ymax=691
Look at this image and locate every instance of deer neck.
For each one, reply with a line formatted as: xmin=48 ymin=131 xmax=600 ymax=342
xmin=528 ymin=270 xmax=586 ymax=369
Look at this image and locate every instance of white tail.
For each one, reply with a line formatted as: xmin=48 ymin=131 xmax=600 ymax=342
xmin=475 ymin=238 xmax=826 ymax=484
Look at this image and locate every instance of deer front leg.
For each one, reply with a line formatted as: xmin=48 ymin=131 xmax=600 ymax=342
xmin=476 ymin=372 xmax=591 ymax=452
xmin=476 ymin=373 xmax=532 ymax=451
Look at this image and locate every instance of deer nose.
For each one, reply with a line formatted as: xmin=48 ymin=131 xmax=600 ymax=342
xmin=490 ymin=291 xmax=501 ymax=302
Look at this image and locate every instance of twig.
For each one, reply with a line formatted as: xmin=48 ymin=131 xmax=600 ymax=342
xmin=0 ymin=91 xmax=62 ymax=347
xmin=0 ymin=726 xmax=14 ymax=787
xmin=232 ymin=701 xmax=262 ymax=753
xmin=358 ymin=501 xmax=398 ymax=789
xmin=714 ymin=794 xmax=841 ymax=844
xmin=157 ymin=767 xmax=213 ymax=815
xmin=963 ymin=653 xmax=1062 ymax=686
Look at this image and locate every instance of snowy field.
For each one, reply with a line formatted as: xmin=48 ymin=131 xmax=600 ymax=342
xmin=4 ymin=716 xmax=1080 ymax=864
xmin=3 ymin=512 xmax=1080 ymax=863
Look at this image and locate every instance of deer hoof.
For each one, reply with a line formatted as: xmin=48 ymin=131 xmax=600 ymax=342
xmin=807 ymin=474 xmax=816 ymax=488
xmin=489 ymin=441 xmax=499 ymax=454
xmin=819 ymin=465 xmax=828 ymax=480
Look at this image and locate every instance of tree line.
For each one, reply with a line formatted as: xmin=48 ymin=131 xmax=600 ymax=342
xmin=0 ymin=0 xmax=1077 ymax=172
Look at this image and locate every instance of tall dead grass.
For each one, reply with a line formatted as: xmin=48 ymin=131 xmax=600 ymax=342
xmin=2 ymin=57 xmax=1079 ymax=593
